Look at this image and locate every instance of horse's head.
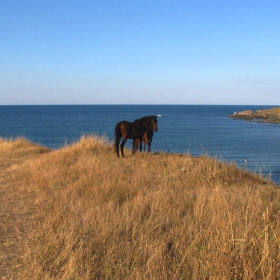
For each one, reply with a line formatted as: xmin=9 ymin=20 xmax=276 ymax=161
xmin=135 ymin=115 xmax=159 ymax=132
xmin=151 ymin=115 xmax=158 ymax=132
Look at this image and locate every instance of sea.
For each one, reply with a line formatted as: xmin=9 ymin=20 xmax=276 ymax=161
xmin=0 ymin=105 xmax=279 ymax=185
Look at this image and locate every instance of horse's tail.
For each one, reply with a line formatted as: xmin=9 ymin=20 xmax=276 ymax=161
xmin=114 ymin=122 xmax=122 ymax=155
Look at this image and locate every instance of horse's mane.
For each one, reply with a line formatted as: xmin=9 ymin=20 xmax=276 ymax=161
xmin=134 ymin=115 xmax=157 ymax=128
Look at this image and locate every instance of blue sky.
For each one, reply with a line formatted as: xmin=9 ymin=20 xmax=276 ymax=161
xmin=1 ymin=1 xmax=279 ymax=105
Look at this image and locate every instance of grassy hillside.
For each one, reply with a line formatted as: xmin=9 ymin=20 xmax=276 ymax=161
xmin=1 ymin=136 xmax=279 ymax=279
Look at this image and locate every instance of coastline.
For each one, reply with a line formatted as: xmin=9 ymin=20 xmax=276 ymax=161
xmin=228 ymin=107 xmax=280 ymax=124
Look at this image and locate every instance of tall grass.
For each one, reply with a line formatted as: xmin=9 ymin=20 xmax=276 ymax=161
xmin=1 ymin=136 xmax=279 ymax=279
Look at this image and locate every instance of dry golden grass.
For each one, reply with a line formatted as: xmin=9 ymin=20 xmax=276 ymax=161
xmin=1 ymin=136 xmax=280 ymax=279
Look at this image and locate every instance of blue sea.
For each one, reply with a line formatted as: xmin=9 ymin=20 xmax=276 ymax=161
xmin=1 ymin=105 xmax=279 ymax=185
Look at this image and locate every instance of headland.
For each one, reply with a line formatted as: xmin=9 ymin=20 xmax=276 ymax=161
xmin=229 ymin=107 xmax=280 ymax=124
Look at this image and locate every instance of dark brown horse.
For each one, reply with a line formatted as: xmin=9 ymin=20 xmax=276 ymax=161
xmin=133 ymin=115 xmax=157 ymax=152
xmin=114 ymin=115 xmax=158 ymax=157
xmin=114 ymin=121 xmax=146 ymax=157
xmin=134 ymin=127 xmax=154 ymax=152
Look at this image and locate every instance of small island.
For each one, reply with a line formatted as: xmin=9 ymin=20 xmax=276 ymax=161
xmin=229 ymin=107 xmax=280 ymax=124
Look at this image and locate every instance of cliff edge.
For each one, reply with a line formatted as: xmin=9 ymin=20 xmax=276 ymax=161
xmin=229 ymin=107 xmax=280 ymax=124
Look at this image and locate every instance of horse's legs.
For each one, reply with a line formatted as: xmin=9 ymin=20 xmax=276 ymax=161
xmin=132 ymin=139 xmax=136 ymax=154
xmin=115 ymin=139 xmax=120 ymax=157
xmin=116 ymin=145 xmax=120 ymax=157
xmin=148 ymin=140 xmax=152 ymax=153
xmin=120 ymin=138 xmax=126 ymax=157
xmin=132 ymin=139 xmax=135 ymax=154
xmin=132 ymin=139 xmax=138 ymax=155
xmin=114 ymin=133 xmax=121 ymax=157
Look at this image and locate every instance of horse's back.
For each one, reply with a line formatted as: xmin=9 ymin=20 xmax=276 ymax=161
xmin=116 ymin=120 xmax=139 ymax=139
xmin=115 ymin=120 xmax=130 ymax=132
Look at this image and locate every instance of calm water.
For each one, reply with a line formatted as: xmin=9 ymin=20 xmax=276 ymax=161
xmin=0 ymin=105 xmax=279 ymax=185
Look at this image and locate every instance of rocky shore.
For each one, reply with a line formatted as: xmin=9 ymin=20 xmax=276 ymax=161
xmin=229 ymin=107 xmax=280 ymax=124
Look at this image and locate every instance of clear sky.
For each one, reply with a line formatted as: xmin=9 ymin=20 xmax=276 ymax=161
xmin=1 ymin=1 xmax=279 ymax=105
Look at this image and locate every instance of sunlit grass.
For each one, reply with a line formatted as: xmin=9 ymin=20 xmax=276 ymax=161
xmin=1 ymin=136 xmax=279 ymax=279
